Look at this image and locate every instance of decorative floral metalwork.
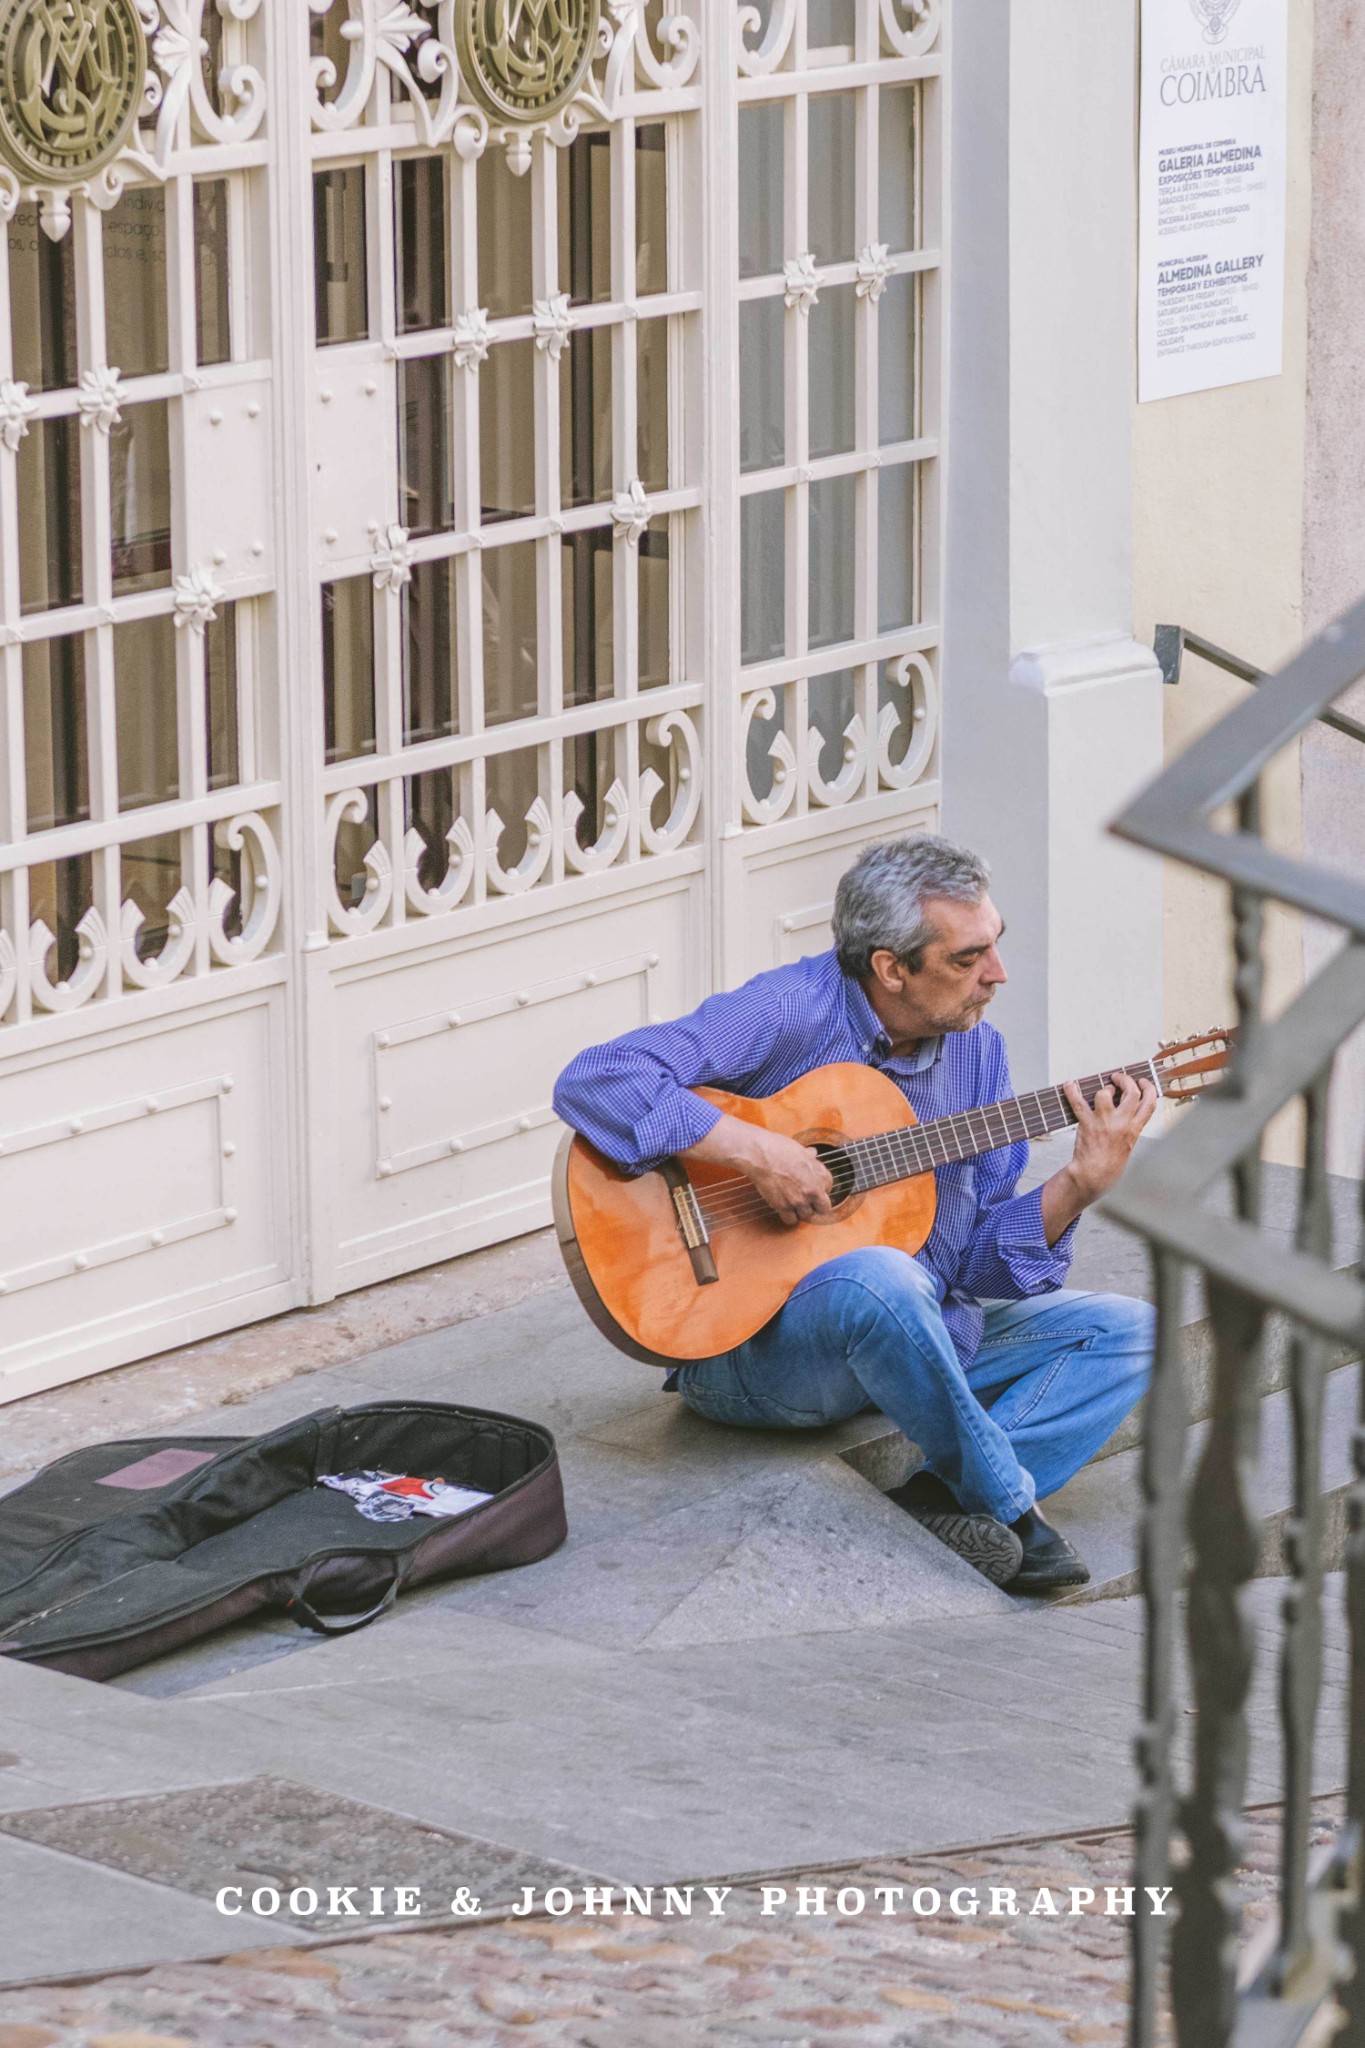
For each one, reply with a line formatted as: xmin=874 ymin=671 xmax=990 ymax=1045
xmin=77 ymin=364 xmax=123 ymax=433
xmin=120 ymin=885 xmax=199 ymax=988
xmin=0 ymin=379 xmax=35 ymax=451
xmin=806 ymin=709 xmax=867 ymax=809
xmin=878 ymin=0 xmax=941 ymax=58
xmin=404 ymin=815 xmax=475 ymax=913
xmin=735 ymin=0 xmax=797 ymax=76
xmin=532 ymin=293 xmax=573 ymax=361
xmin=29 ymin=907 xmax=109 ymax=1013
xmin=878 ymin=651 xmax=937 ymax=790
xmin=454 ymin=0 xmax=601 ymax=124
xmin=564 ymin=777 xmax=629 ymax=872
xmin=150 ymin=0 xmax=266 ymax=153
xmin=207 ymin=811 xmax=281 ymax=964
xmin=325 ymin=790 xmax=393 ymax=936
xmin=452 ymin=306 xmax=492 ymax=369
xmin=0 ymin=2 xmax=267 ymax=242
xmin=610 ymin=478 xmax=651 ymax=547
xmin=0 ymin=0 xmax=148 ymax=185
xmin=639 ymin=711 xmax=701 ymax=852
xmin=370 ymin=523 xmax=413 ymax=593
xmin=783 ymin=252 xmax=821 ymax=315
xmin=486 ymin=792 xmax=553 ymax=894
xmin=855 ymin=243 xmax=892 ymax=302
xmin=172 ymin=564 xmax=223 ymax=634
xmin=308 ymin=0 xmax=698 ymax=161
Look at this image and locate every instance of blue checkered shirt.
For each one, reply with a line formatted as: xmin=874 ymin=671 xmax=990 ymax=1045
xmin=553 ymin=949 xmax=1078 ymax=1368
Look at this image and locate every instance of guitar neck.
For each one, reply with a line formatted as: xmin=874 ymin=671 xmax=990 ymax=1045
xmin=849 ymin=1058 xmax=1160 ymax=1190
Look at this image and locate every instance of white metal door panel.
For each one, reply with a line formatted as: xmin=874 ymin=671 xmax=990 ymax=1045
xmin=327 ymin=875 xmax=702 ymax=1287
xmin=0 ymin=0 xmax=946 ymax=1393
xmin=0 ymin=993 xmax=293 ymax=1400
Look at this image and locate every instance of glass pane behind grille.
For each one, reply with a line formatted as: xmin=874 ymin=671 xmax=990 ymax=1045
xmin=637 ymin=317 xmax=670 ymax=491
xmin=104 ymin=184 xmax=169 ymax=378
xmin=403 ymin=557 xmax=459 ymax=742
xmin=635 ymin=124 xmax=667 ymax=295
xmin=477 ymin=150 xmax=533 ymax=319
xmin=741 ymin=491 xmax=786 ymax=665
xmin=879 ymin=273 xmax=918 ymax=444
xmin=8 ymin=205 xmax=77 ymax=391
xmin=639 ymin=517 xmax=670 ymax=688
xmin=110 ymin=401 xmax=172 ymax=595
xmin=809 ymin=94 xmax=856 ymax=264
xmin=559 ymin=327 xmax=612 ymax=510
xmin=205 ymin=602 xmax=239 ymax=791
xmin=879 ymin=87 xmax=921 ymax=254
xmin=740 ymin=298 xmax=785 ymax=474
xmin=399 ymin=354 xmax=453 ymax=536
xmin=397 ymin=156 xmax=450 ymax=334
xmin=23 ymin=636 xmax=88 ymax=831
xmin=314 ymin=166 xmax=369 ymax=345
xmin=482 ymin=543 xmax=538 ymax=725
xmin=481 ymin=341 xmax=536 ymax=522
xmin=738 ymin=105 xmax=783 ymax=280
xmin=561 ymin=530 xmax=613 ymax=705
xmin=115 ymin=614 xmax=179 ymax=811
xmin=809 ymin=286 xmax=856 ymax=458
xmin=558 ymin=132 xmax=612 ymax=306
xmin=809 ymin=472 xmax=854 ymax=650
xmin=18 ymin=417 xmax=83 ymax=615
xmin=322 ymin=577 xmax=376 ymax=761
xmin=194 ymin=180 xmax=231 ymax=367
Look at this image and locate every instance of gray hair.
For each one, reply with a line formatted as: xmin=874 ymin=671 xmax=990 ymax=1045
xmin=832 ymin=833 xmax=991 ymax=978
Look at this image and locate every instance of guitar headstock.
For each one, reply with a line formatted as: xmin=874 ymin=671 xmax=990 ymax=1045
xmin=1151 ymin=1028 xmax=1236 ymax=1102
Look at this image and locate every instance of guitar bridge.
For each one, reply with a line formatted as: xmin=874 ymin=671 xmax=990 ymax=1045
xmin=660 ymin=1162 xmax=719 ymax=1287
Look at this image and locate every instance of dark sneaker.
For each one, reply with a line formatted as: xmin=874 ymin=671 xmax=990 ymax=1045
xmin=1005 ymin=1507 xmax=1091 ymax=1594
xmin=888 ymin=1472 xmax=1024 ymax=1589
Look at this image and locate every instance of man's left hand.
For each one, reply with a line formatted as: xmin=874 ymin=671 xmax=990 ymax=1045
xmin=1040 ymin=1071 xmax=1159 ymax=1245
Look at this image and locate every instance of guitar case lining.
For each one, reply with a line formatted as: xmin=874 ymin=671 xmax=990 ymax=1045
xmin=0 ymin=1400 xmax=566 ymax=1681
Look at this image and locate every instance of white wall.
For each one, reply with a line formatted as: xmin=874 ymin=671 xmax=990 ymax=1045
xmin=945 ymin=0 xmax=1164 ymax=1095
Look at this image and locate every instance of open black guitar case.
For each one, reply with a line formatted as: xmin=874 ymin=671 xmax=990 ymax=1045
xmin=0 ymin=1400 xmax=566 ymax=1681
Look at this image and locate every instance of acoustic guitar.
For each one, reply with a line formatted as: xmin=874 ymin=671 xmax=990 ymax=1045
xmin=552 ymin=1030 xmax=1233 ymax=1367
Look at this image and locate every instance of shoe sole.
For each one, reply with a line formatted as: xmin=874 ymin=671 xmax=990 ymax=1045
xmin=910 ymin=1508 xmax=1024 ymax=1588
xmin=1007 ymin=1563 xmax=1092 ymax=1595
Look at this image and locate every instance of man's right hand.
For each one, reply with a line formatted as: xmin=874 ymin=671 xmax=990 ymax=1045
xmin=682 ymin=1114 xmax=834 ymax=1228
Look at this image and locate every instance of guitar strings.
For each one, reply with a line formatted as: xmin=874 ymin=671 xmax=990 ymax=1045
xmin=689 ymin=1062 xmax=1167 ymax=1233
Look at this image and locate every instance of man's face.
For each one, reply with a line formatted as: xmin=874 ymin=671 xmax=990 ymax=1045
xmin=865 ymin=893 xmax=1008 ymax=1046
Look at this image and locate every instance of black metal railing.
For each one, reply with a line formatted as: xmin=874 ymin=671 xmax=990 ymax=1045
xmin=1104 ymin=610 xmax=1365 ymax=2047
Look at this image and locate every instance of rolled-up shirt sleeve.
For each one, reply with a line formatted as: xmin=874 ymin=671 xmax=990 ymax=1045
xmin=553 ymin=984 xmax=798 ymax=1173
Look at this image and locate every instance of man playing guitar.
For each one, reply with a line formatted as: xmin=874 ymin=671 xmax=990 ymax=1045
xmin=553 ymin=834 xmax=1159 ymax=1594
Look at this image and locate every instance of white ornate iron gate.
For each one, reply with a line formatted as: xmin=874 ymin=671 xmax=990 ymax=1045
xmin=0 ymin=0 xmax=944 ymax=1400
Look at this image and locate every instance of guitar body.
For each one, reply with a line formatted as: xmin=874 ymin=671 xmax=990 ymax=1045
xmin=552 ymin=1063 xmax=937 ymax=1366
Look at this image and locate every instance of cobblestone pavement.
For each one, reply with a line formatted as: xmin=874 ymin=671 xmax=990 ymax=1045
xmin=0 ymin=1799 xmax=1342 ymax=2048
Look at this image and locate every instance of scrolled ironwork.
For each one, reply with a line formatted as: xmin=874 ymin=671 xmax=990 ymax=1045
xmin=1105 ymin=601 xmax=1365 ymax=2046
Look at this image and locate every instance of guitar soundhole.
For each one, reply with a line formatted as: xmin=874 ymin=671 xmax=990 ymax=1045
xmin=811 ymin=1139 xmax=859 ymax=1216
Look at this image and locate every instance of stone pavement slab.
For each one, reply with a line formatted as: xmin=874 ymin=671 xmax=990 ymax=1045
xmin=0 ymin=1157 xmax=1354 ymax=1987
xmin=0 ymin=1833 xmax=295 ymax=1983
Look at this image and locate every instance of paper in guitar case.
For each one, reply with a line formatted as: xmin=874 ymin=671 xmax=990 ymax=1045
xmin=0 ymin=1400 xmax=566 ymax=1681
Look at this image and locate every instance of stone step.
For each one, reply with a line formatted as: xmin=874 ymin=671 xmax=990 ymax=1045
xmin=1039 ymin=1351 xmax=1361 ymax=1603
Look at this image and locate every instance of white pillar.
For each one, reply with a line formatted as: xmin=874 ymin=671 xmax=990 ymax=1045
xmin=943 ymin=0 xmax=1163 ymax=1090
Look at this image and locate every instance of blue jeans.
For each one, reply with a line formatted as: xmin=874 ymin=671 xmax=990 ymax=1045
xmin=672 ymin=1247 xmax=1154 ymax=1523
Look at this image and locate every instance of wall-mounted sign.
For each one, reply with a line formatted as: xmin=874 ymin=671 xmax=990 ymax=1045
xmin=0 ymin=0 xmax=147 ymax=185
xmin=455 ymin=0 xmax=602 ymax=124
xmin=1138 ymin=0 xmax=1288 ymax=402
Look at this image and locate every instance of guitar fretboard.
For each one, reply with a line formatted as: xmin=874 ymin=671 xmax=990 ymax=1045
xmin=842 ymin=1059 xmax=1160 ymax=1192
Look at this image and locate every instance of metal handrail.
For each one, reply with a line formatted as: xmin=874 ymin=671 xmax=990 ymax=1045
xmin=1156 ymin=621 xmax=1365 ymax=749
xmin=1103 ymin=601 xmax=1365 ymax=2048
